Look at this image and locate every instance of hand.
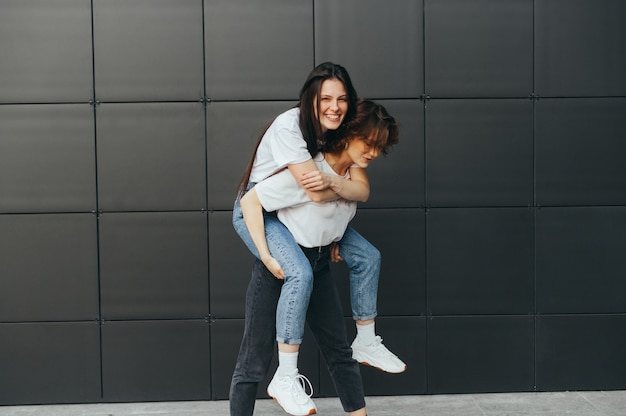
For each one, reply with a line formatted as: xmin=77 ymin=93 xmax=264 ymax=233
xmin=261 ymin=255 xmax=285 ymax=280
xmin=300 ymin=170 xmax=330 ymax=191
xmin=330 ymin=243 xmax=344 ymax=263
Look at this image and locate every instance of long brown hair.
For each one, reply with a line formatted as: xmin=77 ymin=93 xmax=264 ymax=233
xmin=237 ymin=62 xmax=358 ymax=194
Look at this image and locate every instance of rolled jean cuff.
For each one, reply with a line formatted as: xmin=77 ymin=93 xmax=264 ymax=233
xmin=275 ymin=336 xmax=303 ymax=345
xmin=352 ymin=312 xmax=377 ymax=321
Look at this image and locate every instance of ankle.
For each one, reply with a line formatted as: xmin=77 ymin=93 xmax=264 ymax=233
xmin=355 ymin=321 xmax=376 ymax=346
xmin=276 ymin=350 xmax=298 ymax=377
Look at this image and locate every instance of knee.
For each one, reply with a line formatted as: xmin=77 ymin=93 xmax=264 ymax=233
xmin=322 ymin=344 xmax=355 ymax=366
xmin=365 ymin=245 xmax=381 ymax=266
xmin=232 ymin=209 xmax=245 ymax=230
xmin=373 ymin=246 xmax=381 ymax=261
xmin=283 ymin=263 xmax=314 ymax=284
xmin=232 ymin=362 xmax=267 ymax=384
xmin=284 ymin=268 xmax=314 ymax=291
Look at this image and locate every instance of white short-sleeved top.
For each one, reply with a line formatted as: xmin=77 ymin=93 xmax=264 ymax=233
xmin=255 ymin=153 xmax=357 ymax=248
xmin=249 ymin=107 xmax=311 ymax=183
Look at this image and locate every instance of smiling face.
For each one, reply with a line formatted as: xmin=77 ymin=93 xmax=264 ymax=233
xmin=345 ymin=135 xmax=382 ymax=169
xmin=315 ymin=79 xmax=349 ymax=133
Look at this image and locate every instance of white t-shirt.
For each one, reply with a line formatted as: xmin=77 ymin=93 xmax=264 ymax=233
xmin=249 ymin=107 xmax=311 ymax=183
xmin=255 ymin=153 xmax=357 ymax=248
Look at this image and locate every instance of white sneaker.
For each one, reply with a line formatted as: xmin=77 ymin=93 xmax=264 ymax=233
xmin=351 ymin=335 xmax=407 ymax=374
xmin=267 ymin=369 xmax=317 ymax=416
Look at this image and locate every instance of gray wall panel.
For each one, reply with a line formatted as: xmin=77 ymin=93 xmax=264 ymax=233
xmin=101 ymin=320 xmax=210 ymax=402
xmin=0 ymin=0 xmax=93 ymax=103
xmin=536 ymin=98 xmax=626 ymax=206
xmin=426 ymin=99 xmax=533 ymax=207
xmin=315 ymin=0 xmax=423 ymax=99
xmin=0 ymin=322 xmax=100 ymax=405
xmin=209 ymin=211 xmax=255 ymax=319
xmin=425 ymin=0 xmax=533 ymax=97
xmin=97 ymin=103 xmax=206 ymax=212
xmin=205 ymin=0 xmax=313 ymax=100
xmin=209 ymin=319 xmax=246 ymax=400
xmin=535 ymin=0 xmax=626 ymax=97
xmin=93 ymin=0 xmax=204 ymax=102
xmin=0 ymin=214 xmax=98 ymax=322
xmin=537 ymin=315 xmax=626 ymax=391
xmin=0 ymin=104 xmax=96 ymax=213
xmin=207 ymin=101 xmax=297 ymax=210
xmin=99 ymin=212 xmax=209 ymax=320
xmin=427 ymin=208 xmax=534 ymax=315
xmin=536 ymin=207 xmax=626 ymax=314
xmin=428 ymin=316 xmax=534 ymax=394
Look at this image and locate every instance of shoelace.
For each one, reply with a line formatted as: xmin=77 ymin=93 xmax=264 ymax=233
xmin=373 ymin=337 xmax=404 ymax=361
xmin=370 ymin=335 xmax=384 ymax=349
xmin=290 ymin=373 xmax=314 ymax=403
xmin=369 ymin=336 xmax=398 ymax=357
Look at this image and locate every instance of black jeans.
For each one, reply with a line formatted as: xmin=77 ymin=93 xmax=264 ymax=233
xmin=229 ymin=246 xmax=366 ymax=415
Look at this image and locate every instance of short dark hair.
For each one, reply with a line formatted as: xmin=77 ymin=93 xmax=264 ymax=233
xmin=322 ymin=100 xmax=399 ymax=156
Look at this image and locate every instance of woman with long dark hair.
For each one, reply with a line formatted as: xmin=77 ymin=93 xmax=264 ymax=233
xmin=231 ymin=64 xmax=404 ymax=416
xmin=237 ymin=100 xmax=403 ymax=416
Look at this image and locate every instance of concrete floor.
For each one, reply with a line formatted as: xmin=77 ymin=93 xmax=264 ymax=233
xmin=1 ymin=391 xmax=626 ymax=416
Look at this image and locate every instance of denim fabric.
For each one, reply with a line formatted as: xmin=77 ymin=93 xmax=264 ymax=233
xmin=302 ymin=247 xmax=366 ymax=413
xmin=229 ymin=251 xmax=366 ymax=416
xmin=338 ymin=227 xmax=381 ymax=321
xmin=232 ymin=184 xmax=381 ymax=340
xmin=233 ymin=191 xmax=313 ymax=344
xmin=229 ymin=260 xmax=281 ymax=416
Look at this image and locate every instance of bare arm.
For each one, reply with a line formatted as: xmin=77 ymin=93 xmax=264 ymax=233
xmin=287 ymin=159 xmax=336 ymax=202
xmin=341 ymin=166 xmax=370 ymax=202
xmin=239 ymin=188 xmax=285 ymax=279
xmin=287 ymin=160 xmax=370 ymax=203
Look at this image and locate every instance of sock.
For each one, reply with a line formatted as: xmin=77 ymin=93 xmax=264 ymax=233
xmin=356 ymin=321 xmax=376 ymax=346
xmin=276 ymin=351 xmax=299 ymax=377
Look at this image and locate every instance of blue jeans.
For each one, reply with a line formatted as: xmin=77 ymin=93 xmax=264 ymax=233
xmin=229 ymin=250 xmax=366 ymax=416
xmin=233 ymin=188 xmax=380 ymax=343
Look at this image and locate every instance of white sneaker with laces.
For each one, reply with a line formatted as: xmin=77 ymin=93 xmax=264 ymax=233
xmin=351 ymin=335 xmax=407 ymax=374
xmin=267 ymin=369 xmax=317 ymax=416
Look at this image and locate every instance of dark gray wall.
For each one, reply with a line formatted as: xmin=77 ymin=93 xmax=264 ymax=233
xmin=1 ymin=0 xmax=625 ymax=405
